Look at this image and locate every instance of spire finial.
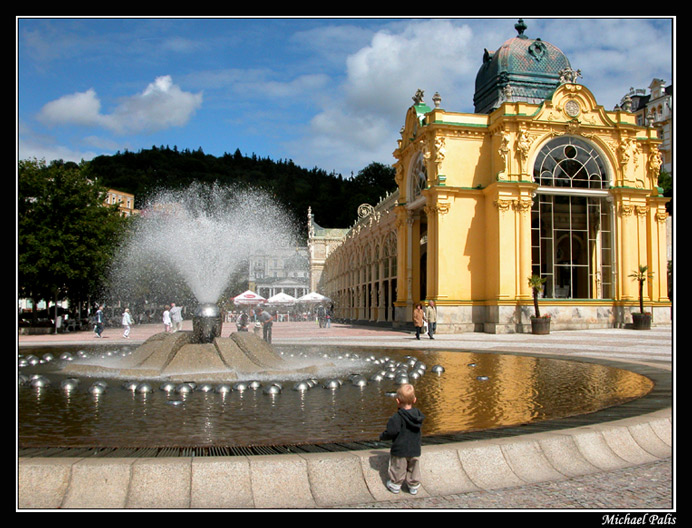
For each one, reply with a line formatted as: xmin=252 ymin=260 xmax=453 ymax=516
xmin=515 ymin=19 xmax=528 ymax=38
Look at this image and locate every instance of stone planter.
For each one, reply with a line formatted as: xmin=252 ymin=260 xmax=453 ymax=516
xmin=632 ymin=312 xmax=652 ymax=330
xmin=530 ymin=316 xmax=551 ymax=335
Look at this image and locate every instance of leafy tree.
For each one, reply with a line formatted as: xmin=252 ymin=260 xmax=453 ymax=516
xmin=18 ymin=158 xmax=127 ymax=330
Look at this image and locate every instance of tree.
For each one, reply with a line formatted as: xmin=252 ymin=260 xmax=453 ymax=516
xmin=528 ymin=274 xmax=548 ymax=318
xmin=628 ymin=265 xmax=653 ymax=314
xmin=18 ymin=159 xmax=126 ymax=331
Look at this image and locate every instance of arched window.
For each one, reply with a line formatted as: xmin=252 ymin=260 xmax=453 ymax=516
xmin=409 ymin=153 xmax=427 ymax=200
xmin=531 ymin=136 xmax=613 ymax=300
xmin=533 ymin=136 xmax=608 ymax=189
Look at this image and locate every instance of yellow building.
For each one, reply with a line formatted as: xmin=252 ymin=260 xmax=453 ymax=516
xmin=105 ymin=189 xmax=137 ymax=216
xmin=320 ymin=20 xmax=671 ymax=333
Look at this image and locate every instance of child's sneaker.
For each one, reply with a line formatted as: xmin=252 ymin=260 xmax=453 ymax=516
xmin=408 ymin=484 xmax=420 ymax=495
xmin=386 ymin=480 xmax=401 ymax=494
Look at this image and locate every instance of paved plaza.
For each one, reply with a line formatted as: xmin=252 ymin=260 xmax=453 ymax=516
xmin=18 ymin=320 xmax=674 ymax=511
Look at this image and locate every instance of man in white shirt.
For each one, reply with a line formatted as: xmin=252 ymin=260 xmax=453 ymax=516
xmin=170 ymin=303 xmax=183 ymax=332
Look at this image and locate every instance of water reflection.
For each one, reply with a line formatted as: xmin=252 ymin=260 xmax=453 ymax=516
xmin=18 ymin=346 xmax=653 ymax=449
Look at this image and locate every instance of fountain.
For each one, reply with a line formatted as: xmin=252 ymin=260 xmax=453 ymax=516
xmin=59 ymin=182 xmax=337 ymax=382
xmin=18 ymin=182 xmax=658 ymax=452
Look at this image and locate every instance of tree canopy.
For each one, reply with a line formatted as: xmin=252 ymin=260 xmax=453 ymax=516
xmin=18 ymin=158 xmax=128 ymax=315
xmin=84 ymin=146 xmax=398 ymax=234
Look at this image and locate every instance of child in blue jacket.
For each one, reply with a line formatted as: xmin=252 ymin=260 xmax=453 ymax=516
xmin=379 ymin=383 xmax=425 ymax=494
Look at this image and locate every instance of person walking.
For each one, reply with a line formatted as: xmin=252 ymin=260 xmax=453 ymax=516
xmin=162 ymin=305 xmax=172 ymax=332
xmin=413 ymin=303 xmax=425 ymax=340
xmin=94 ymin=305 xmax=105 ymax=338
xmin=121 ymin=308 xmax=133 ymax=338
xmin=170 ymin=303 xmax=183 ymax=332
xmin=425 ymin=300 xmax=437 ymax=339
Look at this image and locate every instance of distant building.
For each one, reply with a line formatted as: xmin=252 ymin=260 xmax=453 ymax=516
xmin=307 ymin=207 xmax=349 ymax=293
xmin=105 ymin=189 xmax=137 ymax=216
xmin=248 ymin=245 xmax=310 ymax=300
xmin=616 ymin=79 xmax=673 ymax=175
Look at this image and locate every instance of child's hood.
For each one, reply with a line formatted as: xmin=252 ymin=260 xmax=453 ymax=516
xmin=398 ymin=407 xmax=425 ymax=431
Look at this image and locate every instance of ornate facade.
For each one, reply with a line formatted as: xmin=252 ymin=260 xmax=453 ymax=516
xmin=319 ymin=20 xmax=671 ymax=333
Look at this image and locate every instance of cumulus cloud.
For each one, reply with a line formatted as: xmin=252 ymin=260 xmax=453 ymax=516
xmin=37 ymin=75 xmax=202 ymax=134
xmin=343 ymin=20 xmax=475 ymax=114
xmin=297 ymin=19 xmax=479 ymax=173
xmin=37 ymin=88 xmax=104 ymax=128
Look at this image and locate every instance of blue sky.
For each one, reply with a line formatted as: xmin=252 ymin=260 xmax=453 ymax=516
xmin=17 ymin=17 xmax=674 ymax=177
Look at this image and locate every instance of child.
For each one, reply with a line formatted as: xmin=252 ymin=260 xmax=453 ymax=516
xmin=162 ymin=305 xmax=172 ymax=332
xmin=379 ymin=383 xmax=425 ymax=495
xmin=121 ymin=308 xmax=133 ymax=338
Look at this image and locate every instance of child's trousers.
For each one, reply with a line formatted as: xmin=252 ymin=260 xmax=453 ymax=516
xmin=388 ymin=456 xmax=421 ymax=491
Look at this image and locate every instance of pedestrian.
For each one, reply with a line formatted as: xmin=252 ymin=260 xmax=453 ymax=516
xmin=379 ymin=383 xmax=425 ymax=495
xmin=121 ymin=308 xmax=133 ymax=338
xmin=257 ymin=307 xmax=273 ymax=343
xmin=413 ymin=303 xmax=425 ymax=340
xmin=170 ymin=302 xmax=183 ymax=332
xmin=162 ymin=305 xmax=172 ymax=332
xmin=317 ymin=304 xmax=326 ymax=327
xmin=236 ymin=311 xmax=249 ymax=332
xmin=425 ymin=300 xmax=437 ymax=339
xmin=94 ymin=305 xmax=105 ymax=338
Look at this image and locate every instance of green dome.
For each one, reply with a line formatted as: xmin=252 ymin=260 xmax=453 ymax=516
xmin=474 ymin=19 xmax=571 ymax=114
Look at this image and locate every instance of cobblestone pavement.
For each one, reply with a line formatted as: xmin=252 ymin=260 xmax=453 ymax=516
xmin=343 ymin=457 xmax=673 ymax=510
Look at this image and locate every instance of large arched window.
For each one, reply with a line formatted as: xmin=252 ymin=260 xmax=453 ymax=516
xmin=531 ymin=136 xmax=613 ymax=300
xmin=533 ymin=136 xmax=608 ymax=189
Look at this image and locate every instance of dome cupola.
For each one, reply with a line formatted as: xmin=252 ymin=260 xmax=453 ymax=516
xmin=474 ymin=19 xmax=572 ymax=114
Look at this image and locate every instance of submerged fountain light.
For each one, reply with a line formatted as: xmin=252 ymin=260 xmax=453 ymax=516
xmin=88 ymin=382 xmax=107 ymax=395
xmin=263 ymin=384 xmax=282 ymax=395
xmin=136 ymin=383 xmax=153 ymax=394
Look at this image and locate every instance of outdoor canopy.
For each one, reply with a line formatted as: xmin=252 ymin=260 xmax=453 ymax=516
xmin=232 ymin=290 xmax=266 ymax=305
xmin=297 ymin=292 xmax=331 ymax=303
xmin=266 ymin=292 xmax=297 ymax=305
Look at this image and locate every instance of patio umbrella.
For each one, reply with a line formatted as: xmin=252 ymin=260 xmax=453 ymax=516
xmin=297 ymin=292 xmax=331 ymax=303
xmin=266 ymin=292 xmax=297 ymax=306
xmin=232 ymin=290 xmax=266 ymax=305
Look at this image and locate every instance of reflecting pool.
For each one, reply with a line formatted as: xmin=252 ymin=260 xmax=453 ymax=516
xmin=18 ymin=345 xmax=653 ymax=449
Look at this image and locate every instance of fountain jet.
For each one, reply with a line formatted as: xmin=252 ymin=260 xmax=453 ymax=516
xmin=192 ymin=303 xmax=223 ymax=344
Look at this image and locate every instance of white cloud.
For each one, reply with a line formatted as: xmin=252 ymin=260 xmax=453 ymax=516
xmin=296 ymin=19 xmax=478 ymax=173
xmin=37 ymin=75 xmax=203 ymax=135
xmin=37 ymin=88 xmax=104 ymax=127
xmin=343 ymin=20 xmax=475 ymax=113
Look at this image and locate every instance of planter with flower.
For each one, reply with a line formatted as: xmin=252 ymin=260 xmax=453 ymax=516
xmin=528 ymin=274 xmax=550 ymax=335
xmin=629 ymin=265 xmax=653 ymax=330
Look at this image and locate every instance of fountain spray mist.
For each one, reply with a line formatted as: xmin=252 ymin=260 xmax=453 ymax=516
xmin=110 ymin=182 xmax=300 ymax=305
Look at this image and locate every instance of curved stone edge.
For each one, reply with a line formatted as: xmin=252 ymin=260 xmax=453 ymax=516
xmin=17 ymin=407 xmax=672 ymax=509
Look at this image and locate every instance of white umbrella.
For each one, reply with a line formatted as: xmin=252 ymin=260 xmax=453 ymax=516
xmin=266 ymin=292 xmax=297 ymax=306
xmin=297 ymin=292 xmax=331 ymax=303
xmin=233 ymin=290 xmax=266 ymax=305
